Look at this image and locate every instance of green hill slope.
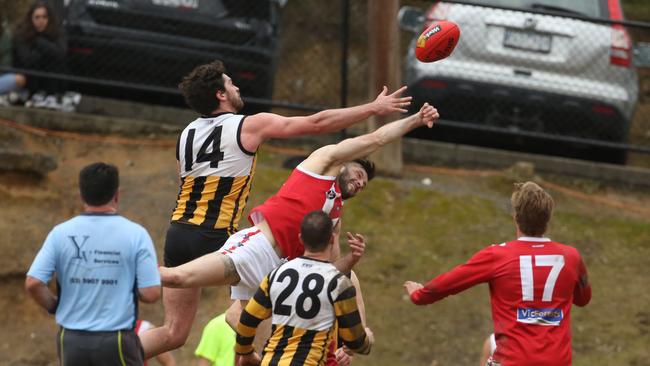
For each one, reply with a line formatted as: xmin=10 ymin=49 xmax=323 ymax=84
xmin=1 ymin=132 xmax=649 ymax=365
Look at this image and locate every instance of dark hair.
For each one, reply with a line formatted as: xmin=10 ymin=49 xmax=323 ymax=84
xmin=300 ymin=211 xmax=334 ymax=252
xmin=178 ymin=60 xmax=227 ymax=115
xmin=511 ymin=182 xmax=554 ymax=236
xmin=15 ymin=1 xmax=61 ymax=42
xmin=79 ymin=162 xmax=119 ymax=206
xmin=353 ymin=158 xmax=375 ymax=181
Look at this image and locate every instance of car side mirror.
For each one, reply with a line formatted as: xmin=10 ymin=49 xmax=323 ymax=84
xmin=398 ymin=6 xmax=425 ymax=33
xmin=634 ymin=42 xmax=650 ymax=67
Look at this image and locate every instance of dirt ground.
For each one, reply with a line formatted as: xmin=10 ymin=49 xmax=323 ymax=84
xmin=2 ymin=119 xmax=650 ymax=365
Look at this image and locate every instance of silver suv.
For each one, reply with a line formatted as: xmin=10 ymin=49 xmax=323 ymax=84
xmin=399 ymin=0 xmax=639 ymax=162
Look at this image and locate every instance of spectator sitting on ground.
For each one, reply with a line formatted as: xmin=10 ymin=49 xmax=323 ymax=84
xmin=0 ymin=18 xmax=27 ymax=106
xmin=11 ymin=1 xmax=80 ymax=111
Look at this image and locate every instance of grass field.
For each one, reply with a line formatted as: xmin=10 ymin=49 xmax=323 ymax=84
xmin=1 ymin=1 xmax=650 ymax=365
xmin=1 ymin=117 xmax=650 ymax=365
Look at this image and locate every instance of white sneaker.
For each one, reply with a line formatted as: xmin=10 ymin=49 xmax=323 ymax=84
xmin=61 ymin=91 xmax=81 ymax=112
xmin=25 ymin=92 xmax=47 ymax=108
xmin=42 ymin=95 xmax=64 ymax=110
xmin=0 ymin=94 xmax=9 ymax=107
xmin=8 ymin=90 xmax=29 ymax=105
xmin=63 ymin=91 xmax=81 ymax=106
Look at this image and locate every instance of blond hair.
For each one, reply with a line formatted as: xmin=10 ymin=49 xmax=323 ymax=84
xmin=511 ymin=182 xmax=554 ymax=236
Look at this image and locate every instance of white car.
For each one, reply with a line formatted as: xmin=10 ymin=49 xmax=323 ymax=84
xmin=400 ymin=0 xmax=639 ymax=163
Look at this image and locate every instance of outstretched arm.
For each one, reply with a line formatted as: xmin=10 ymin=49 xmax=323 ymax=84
xmin=301 ymin=103 xmax=438 ymax=175
xmin=240 ymin=86 xmax=412 ymax=151
xmin=405 ymin=246 xmax=494 ymax=305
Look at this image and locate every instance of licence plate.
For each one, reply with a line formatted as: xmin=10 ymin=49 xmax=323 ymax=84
xmin=151 ymin=0 xmax=199 ymax=9
xmin=503 ymin=29 xmax=552 ymax=53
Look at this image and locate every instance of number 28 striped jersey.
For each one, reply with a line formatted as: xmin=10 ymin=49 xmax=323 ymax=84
xmin=236 ymin=257 xmax=371 ymax=366
xmin=172 ymin=113 xmax=257 ymax=233
xmin=410 ymin=237 xmax=591 ymax=366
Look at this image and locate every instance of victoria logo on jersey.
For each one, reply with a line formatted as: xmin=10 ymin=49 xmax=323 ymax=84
xmin=517 ymin=308 xmax=563 ymax=326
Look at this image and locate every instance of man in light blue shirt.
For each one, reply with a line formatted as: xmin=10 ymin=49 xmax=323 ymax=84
xmin=25 ymin=162 xmax=161 ymax=366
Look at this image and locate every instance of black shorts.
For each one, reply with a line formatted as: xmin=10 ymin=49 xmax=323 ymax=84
xmin=164 ymin=222 xmax=230 ymax=267
xmin=57 ymin=328 xmax=143 ymax=366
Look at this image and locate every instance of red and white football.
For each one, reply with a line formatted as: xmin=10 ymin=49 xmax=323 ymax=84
xmin=415 ymin=20 xmax=460 ymax=63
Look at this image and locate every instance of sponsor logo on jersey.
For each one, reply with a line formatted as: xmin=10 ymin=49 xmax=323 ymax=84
xmin=517 ymin=307 xmax=563 ymax=326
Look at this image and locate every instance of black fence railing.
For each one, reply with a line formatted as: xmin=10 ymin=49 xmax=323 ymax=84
xmin=1 ymin=0 xmax=650 ymax=164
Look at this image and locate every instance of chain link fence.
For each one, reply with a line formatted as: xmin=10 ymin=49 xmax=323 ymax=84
xmin=396 ymin=0 xmax=650 ymax=164
xmin=1 ymin=0 xmax=650 ymax=164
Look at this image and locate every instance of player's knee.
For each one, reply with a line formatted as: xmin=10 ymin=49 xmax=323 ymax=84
xmin=163 ymin=325 xmax=191 ymax=350
xmin=167 ymin=333 xmax=189 ymax=349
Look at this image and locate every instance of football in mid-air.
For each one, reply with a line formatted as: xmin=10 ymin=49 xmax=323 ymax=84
xmin=415 ymin=20 xmax=460 ymax=63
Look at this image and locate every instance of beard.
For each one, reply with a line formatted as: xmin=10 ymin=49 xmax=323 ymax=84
xmin=229 ymin=92 xmax=244 ymax=112
xmin=337 ymin=170 xmax=354 ymax=200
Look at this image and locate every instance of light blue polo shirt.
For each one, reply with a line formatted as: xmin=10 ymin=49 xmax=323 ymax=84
xmin=27 ymin=213 xmax=160 ymax=331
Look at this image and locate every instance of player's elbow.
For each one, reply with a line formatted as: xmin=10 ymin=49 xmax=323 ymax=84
xmin=25 ymin=276 xmax=45 ymax=294
xmin=573 ymin=294 xmax=591 ymax=307
xmin=138 ymin=285 xmax=161 ymax=303
xmin=573 ymin=285 xmax=592 ymax=307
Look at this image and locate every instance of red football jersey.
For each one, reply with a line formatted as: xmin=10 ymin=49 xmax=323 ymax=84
xmin=249 ymin=165 xmax=343 ymax=260
xmin=411 ymin=237 xmax=591 ymax=366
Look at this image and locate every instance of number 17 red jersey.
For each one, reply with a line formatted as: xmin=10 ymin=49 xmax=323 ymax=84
xmin=410 ymin=237 xmax=591 ymax=366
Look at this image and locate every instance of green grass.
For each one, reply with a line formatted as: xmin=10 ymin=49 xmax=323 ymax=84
xmin=307 ymin=169 xmax=650 ymax=366
xmin=238 ymin=153 xmax=650 ymax=365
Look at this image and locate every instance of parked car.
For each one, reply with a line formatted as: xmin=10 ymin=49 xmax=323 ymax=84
xmin=64 ymin=0 xmax=282 ymax=112
xmin=399 ymin=0 xmax=639 ymax=163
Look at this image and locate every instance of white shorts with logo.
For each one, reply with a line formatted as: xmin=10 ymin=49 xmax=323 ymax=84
xmin=218 ymin=226 xmax=284 ymax=300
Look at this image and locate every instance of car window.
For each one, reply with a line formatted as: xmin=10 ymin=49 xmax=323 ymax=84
xmin=139 ymin=0 xmax=272 ymax=21
xmin=460 ymin=0 xmax=604 ymax=18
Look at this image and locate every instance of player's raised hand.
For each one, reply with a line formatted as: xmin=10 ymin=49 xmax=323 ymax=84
xmin=373 ymin=85 xmax=412 ymax=115
xmin=404 ymin=281 xmax=424 ymax=296
xmin=346 ymin=232 xmax=366 ymax=262
xmin=417 ymin=103 xmax=439 ymax=128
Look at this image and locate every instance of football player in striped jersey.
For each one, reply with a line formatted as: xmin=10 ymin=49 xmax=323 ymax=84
xmin=141 ymin=60 xmax=411 ymax=359
xmin=235 ymin=211 xmax=372 ymax=366
xmin=157 ymin=102 xmax=437 ymax=358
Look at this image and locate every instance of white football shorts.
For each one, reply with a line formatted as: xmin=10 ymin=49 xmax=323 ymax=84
xmin=218 ymin=226 xmax=284 ymax=300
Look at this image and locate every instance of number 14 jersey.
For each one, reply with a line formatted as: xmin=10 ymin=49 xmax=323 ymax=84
xmin=172 ymin=113 xmax=257 ymax=233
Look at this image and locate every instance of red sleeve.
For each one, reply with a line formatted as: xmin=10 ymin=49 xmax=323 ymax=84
xmin=573 ymin=255 xmax=591 ymax=307
xmin=411 ymin=246 xmax=494 ymax=305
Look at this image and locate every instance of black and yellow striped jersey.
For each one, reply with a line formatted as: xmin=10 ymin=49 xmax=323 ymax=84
xmin=236 ymin=257 xmax=370 ymax=366
xmin=171 ymin=113 xmax=257 ymax=233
